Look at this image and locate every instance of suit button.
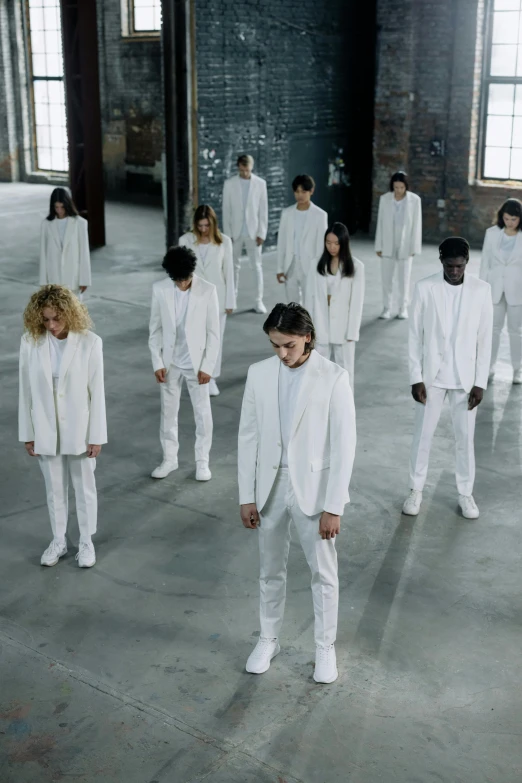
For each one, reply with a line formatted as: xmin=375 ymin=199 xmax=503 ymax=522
xmin=273 ymin=465 xmax=278 ymax=469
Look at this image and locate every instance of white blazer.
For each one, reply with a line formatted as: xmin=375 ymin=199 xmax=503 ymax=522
xmin=178 ymin=232 xmax=236 ymax=313
xmin=222 ymin=173 xmax=268 ymax=241
xmin=305 ymin=258 xmax=366 ymax=344
xmin=277 ymin=202 xmax=328 ymax=275
xmin=375 ymin=191 xmax=422 ymax=259
xmin=409 ymin=271 xmax=493 ymax=393
xmin=39 ymin=216 xmax=91 ymax=290
xmin=238 ymin=350 xmax=356 ymax=517
xmin=479 ymin=226 xmax=522 ymax=306
xmin=148 ymin=274 xmax=220 ymax=376
xmin=19 ymin=330 xmax=107 ymax=456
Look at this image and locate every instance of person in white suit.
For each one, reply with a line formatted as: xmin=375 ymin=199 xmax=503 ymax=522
xmin=238 ymin=303 xmax=356 ymax=684
xmin=179 ymin=204 xmax=235 ymax=397
xmin=479 ymin=198 xmax=522 ymax=383
xmin=375 ymin=171 xmax=422 ymax=320
xmin=276 ymin=174 xmax=328 ymax=304
xmin=305 ymin=222 xmax=365 ymax=388
xmin=403 ymin=237 xmax=493 ymax=520
xmin=39 ymin=188 xmax=91 ymax=296
xmin=19 ymin=285 xmax=107 ymax=568
xmin=222 ymin=154 xmax=268 ymax=314
xmin=149 ymin=245 xmax=220 ymax=481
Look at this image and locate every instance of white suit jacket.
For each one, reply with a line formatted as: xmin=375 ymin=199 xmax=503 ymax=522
xmin=238 ymin=350 xmax=356 ymax=517
xmin=178 ymin=232 xmax=236 ymax=312
xmin=479 ymin=226 xmax=522 ymax=306
xmin=19 ymin=330 xmax=107 ymax=456
xmin=148 ymin=274 xmax=220 ymax=376
xmin=409 ymin=271 xmax=493 ymax=393
xmin=375 ymin=191 xmax=422 ymax=259
xmin=39 ymin=216 xmax=91 ymax=290
xmin=277 ymin=202 xmax=328 ymax=275
xmin=222 ymin=173 xmax=268 ymax=241
xmin=305 ymin=258 xmax=366 ymax=344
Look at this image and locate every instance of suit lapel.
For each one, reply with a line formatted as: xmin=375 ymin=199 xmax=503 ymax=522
xmin=300 ymin=204 xmax=314 ymax=246
xmin=58 ymin=331 xmax=79 ymax=388
xmin=38 ymin=334 xmax=53 ymax=391
xmin=507 ymin=231 xmax=522 ymax=264
xmin=50 ymin=219 xmax=62 ymax=251
xmin=62 ymin=216 xmax=75 ymax=254
xmin=166 ymin=279 xmax=177 ymax=328
xmin=457 ymin=274 xmax=473 ymax=330
xmin=186 ymin=274 xmax=197 ymax=326
xmin=290 ymin=351 xmax=321 ymax=441
xmin=431 ymin=274 xmax=446 ymax=334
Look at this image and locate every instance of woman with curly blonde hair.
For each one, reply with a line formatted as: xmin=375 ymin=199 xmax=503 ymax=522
xmin=19 ymin=285 xmax=107 ymax=568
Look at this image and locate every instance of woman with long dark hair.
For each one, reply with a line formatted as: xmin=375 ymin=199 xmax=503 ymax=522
xmin=480 ymin=198 xmax=522 ymax=383
xmin=39 ymin=187 xmax=91 ymax=296
xmin=305 ymin=222 xmax=365 ymax=386
xmin=179 ymin=205 xmax=235 ymax=396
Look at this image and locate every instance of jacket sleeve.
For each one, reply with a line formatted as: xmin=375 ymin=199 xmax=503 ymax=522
xmin=18 ymin=336 xmax=35 ymax=443
xmin=375 ymin=196 xmax=384 ymax=253
xmin=222 ymin=180 xmax=233 ymax=238
xmin=237 ymin=368 xmax=258 ymax=505
xmin=200 ymin=287 xmax=221 ymax=376
xmin=39 ymin=222 xmax=48 ymax=285
xmin=408 ymin=283 xmax=424 ymax=385
xmin=324 ymin=372 xmax=356 ymax=516
xmin=346 ymin=263 xmax=365 ymax=342
xmin=258 ymin=179 xmax=268 ymax=240
xmin=304 ymin=269 xmax=317 ymax=323
xmin=479 ymin=231 xmax=491 ymax=281
xmin=475 ymin=285 xmax=493 ymax=389
xmin=223 ymin=236 xmax=237 ymax=310
xmin=411 ymin=195 xmax=422 ymax=256
xmin=78 ymin=218 xmax=92 ymax=287
xmin=87 ymin=337 xmax=108 ymax=445
xmin=276 ymin=209 xmax=287 ymax=274
xmin=148 ymin=287 xmax=165 ymax=372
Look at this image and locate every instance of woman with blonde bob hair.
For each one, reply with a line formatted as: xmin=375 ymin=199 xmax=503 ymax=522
xmin=19 ymin=285 xmax=107 ymax=568
xmin=179 ymin=204 xmax=235 ymax=396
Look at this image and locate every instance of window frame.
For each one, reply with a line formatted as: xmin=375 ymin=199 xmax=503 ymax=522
xmin=122 ymin=0 xmax=162 ymax=39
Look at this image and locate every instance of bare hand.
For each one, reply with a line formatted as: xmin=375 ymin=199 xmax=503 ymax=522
xmin=25 ymin=441 xmax=38 ymax=457
xmin=376 ymin=251 xmax=383 ymax=257
xmin=79 ymin=286 xmax=88 ymax=293
xmin=412 ymin=382 xmax=427 ymax=405
xmin=256 ymin=237 xmax=264 ymax=247
xmin=468 ymin=386 xmax=484 ymax=411
xmin=87 ymin=444 xmax=101 ymax=458
xmin=277 ymin=273 xmax=287 ymax=284
xmin=198 ymin=371 xmax=211 ymax=385
xmin=225 ymin=309 xmax=233 ymax=315
xmin=319 ymin=511 xmax=340 ymax=540
xmin=155 ymin=368 xmax=167 ymax=383
xmin=240 ymin=503 xmax=260 ymax=529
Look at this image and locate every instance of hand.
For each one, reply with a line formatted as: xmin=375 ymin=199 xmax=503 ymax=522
xmin=155 ymin=368 xmax=167 ymax=383
xmin=468 ymin=386 xmax=484 ymax=410
xmin=256 ymin=237 xmax=264 ymax=247
xmin=376 ymin=251 xmax=383 ymax=257
xmin=277 ymin=273 xmax=287 ymax=284
xmin=198 ymin=371 xmax=211 ymax=385
xmin=225 ymin=309 xmax=233 ymax=315
xmin=240 ymin=503 xmax=260 ymax=529
xmin=411 ymin=382 xmax=427 ymax=405
xmin=79 ymin=286 xmax=88 ymax=294
xmin=87 ymin=444 xmax=101 ymax=458
xmin=25 ymin=441 xmax=38 ymax=457
xmin=319 ymin=511 xmax=340 ymax=540
xmin=347 ymin=339 xmax=353 ymax=343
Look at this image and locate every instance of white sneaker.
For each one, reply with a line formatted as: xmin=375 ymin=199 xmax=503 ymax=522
xmin=151 ymin=460 xmax=178 ymax=479
xmin=458 ymin=494 xmax=479 ymax=519
xmin=195 ymin=462 xmax=212 ymax=481
xmin=397 ymin=307 xmax=408 ymax=320
xmin=379 ymin=308 xmax=392 ymax=320
xmin=513 ymin=369 xmax=522 ymax=384
xmin=41 ymin=539 xmax=67 ymax=567
xmin=246 ymin=638 xmax=280 ymax=674
xmin=314 ymin=644 xmax=338 ymax=684
xmin=255 ymin=300 xmax=267 ymax=314
xmin=76 ymin=540 xmax=96 ymax=567
xmin=209 ymin=379 xmax=220 ymax=396
xmin=402 ymin=489 xmax=422 ymax=516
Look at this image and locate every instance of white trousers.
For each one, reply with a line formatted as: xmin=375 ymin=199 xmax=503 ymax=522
xmin=284 ymin=256 xmax=307 ymax=305
xmin=316 ymin=342 xmax=355 ymax=388
xmin=258 ymin=468 xmax=339 ymax=647
xmin=38 ymin=454 xmax=97 ymax=540
xmin=233 ymin=236 xmax=263 ymax=302
xmin=160 ymin=364 xmax=213 ymax=464
xmin=381 ymin=255 xmax=412 ymax=310
xmin=214 ymin=312 xmax=227 ymax=379
xmin=491 ymin=295 xmax=522 ymax=371
xmin=410 ymin=386 xmax=477 ymax=496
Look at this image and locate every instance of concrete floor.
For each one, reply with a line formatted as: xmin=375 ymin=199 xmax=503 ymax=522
xmin=0 ymin=183 xmax=521 ymax=783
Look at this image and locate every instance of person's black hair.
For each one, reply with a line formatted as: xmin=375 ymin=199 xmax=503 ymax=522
xmin=439 ymin=236 xmax=470 ymax=261
xmin=237 ymin=154 xmax=254 ymax=167
xmin=162 ymin=245 xmax=198 ymax=281
xmin=292 ymin=174 xmax=315 ymax=193
xmin=317 ymin=222 xmax=355 ymax=278
xmin=46 ymin=187 xmax=79 ymax=221
xmin=263 ymin=302 xmax=315 ymax=353
xmin=389 ymin=171 xmax=409 ymax=192
xmin=496 ymin=198 xmax=522 ymax=230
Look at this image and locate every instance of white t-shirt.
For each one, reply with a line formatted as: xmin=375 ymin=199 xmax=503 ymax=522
xmin=326 ymin=267 xmax=342 ymax=297
xmin=57 ymin=217 xmax=68 ymax=247
xmin=49 ymin=333 xmax=68 ymax=379
xmin=172 ymin=286 xmax=193 ymax=371
xmin=293 ymin=208 xmax=309 ymax=260
xmin=198 ymin=242 xmax=210 ymax=263
xmin=433 ymin=281 xmax=463 ymax=389
xmin=240 ymin=177 xmax=251 ymax=237
xmin=500 ymin=231 xmax=516 ymax=261
xmin=278 ymin=357 xmax=309 ymax=467
xmin=393 ymin=197 xmax=406 ymax=257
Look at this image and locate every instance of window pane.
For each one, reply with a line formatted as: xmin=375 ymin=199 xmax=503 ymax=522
xmin=38 ymin=148 xmax=52 ymax=170
xmin=512 ymin=117 xmax=522 ymax=145
xmin=31 ymin=53 xmax=47 ymax=76
xmin=494 ymin=0 xmax=520 ymax=9
xmin=517 ymin=45 xmax=522 ymax=76
xmin=491 ymin=44 xmax=518 ymax=75
xmin=510 ymin=148 xmax=522 ymax=178
xmin=516 ymin=85 xmax=522 ymax=115
xmin=43 ymin=5 xmax=60 ymax=32
xmin=486 ymin=115 xmax=514 ymax=146
xmin=45 ymin=52 xmax=62 ymax=76
xmin=29 ymin=6 xmax=44 ymax=33
xmin=488 ymin=83 xmax=515 ymax=115
xmin=484 ymin=146 xmax=511 ymax=177
xmin=134 ymin=8 xmax=155 ymax=30
xmin=492 ymin=11 xmax=520 ymax=43
xmin=36 ymin=125 xmax=50 ymax=150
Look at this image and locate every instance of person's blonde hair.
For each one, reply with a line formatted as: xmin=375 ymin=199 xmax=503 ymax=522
xmin=23 ymin=285 xmax=93 ymax=341
xmin=192 ymin=204 xmax=223 ymax=245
